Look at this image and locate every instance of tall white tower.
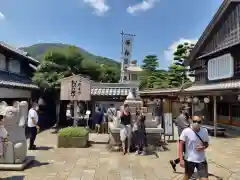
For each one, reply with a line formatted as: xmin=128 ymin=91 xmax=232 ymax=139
xmin=119 ymin=31 xmax=135 ymax=83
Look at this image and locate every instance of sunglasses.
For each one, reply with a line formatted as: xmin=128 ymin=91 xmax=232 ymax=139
xmin=192 ymin=120 xmax=202 ymax=124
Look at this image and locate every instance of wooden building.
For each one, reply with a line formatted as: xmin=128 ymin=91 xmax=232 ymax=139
xmin=91 ymin=82 xmax=138 ymax=112
xmin=90 ymin=60 xmax=142 ymax=112
xmin=139 ymin=88 xmax=181 ymax=119
xmin=183 ymin=0 xmax=240 ymax=128
xmin=0 ymin=42 xmax=39 ymax=103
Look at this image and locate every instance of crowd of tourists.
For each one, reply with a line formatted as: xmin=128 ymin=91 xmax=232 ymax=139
xmin=92 ymin=102 xmax=210 ymax=180
xmin=21 ymin=100 xmax=210 ymax=180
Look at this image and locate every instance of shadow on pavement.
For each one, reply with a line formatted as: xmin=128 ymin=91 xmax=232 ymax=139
xmin=36 ymin=146 xmax=54 ymax=150
xmin=208 ymin=173 xmax=223 ymax=180
xmin=2 ymin=176 xmax=25 ymax=180
xmin=26 ymin=159 xmax=49 ymax=170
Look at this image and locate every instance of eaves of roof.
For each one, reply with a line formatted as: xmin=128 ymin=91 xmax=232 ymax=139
xmin=188 ymin=0 xmax=234 ymax=62
xmin=0 ymin=42 xmax=39 ymax=65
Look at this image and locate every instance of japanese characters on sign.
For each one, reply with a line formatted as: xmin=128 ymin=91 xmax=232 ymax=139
xmin=60 ymin=75 xmax=91 ymax=101
xmin=70 ymin=80 xmax=77 ymax=97
xmin=122 ymin=36 xmax=133 ymax=66
xmin=70 ymin=79 xmax=82 ymax=97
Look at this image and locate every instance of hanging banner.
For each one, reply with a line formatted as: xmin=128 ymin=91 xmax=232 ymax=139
xmin=164 ymin=113 xmax=173 ymax=136
xmin=122 ymin=35 xmax=133 ymax=64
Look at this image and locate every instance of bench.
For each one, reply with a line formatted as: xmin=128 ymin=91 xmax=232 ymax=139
xmin=202 ymin=125 xmax=226 ymax=136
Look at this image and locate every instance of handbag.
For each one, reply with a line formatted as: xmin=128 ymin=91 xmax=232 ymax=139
xmin=191 ymin=128 xmax=208 ymax=147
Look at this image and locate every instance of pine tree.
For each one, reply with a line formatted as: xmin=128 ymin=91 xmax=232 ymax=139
xmin=168 ymin=42 xmax=195 ymax=88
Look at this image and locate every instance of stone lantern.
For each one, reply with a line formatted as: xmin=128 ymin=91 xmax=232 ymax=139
xmin=125 ymin=60 xmax=143 ymax=85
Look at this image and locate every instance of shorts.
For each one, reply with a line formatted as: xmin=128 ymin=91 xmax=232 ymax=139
xmin=120 ymin=124 xmax=132 ymax=141
xmin=184 ymin=160 xmax=208 ymax=178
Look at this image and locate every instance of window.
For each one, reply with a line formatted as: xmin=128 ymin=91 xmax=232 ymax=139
xmin=0 ymin=53 xmax=6 ymax=70
xmin=207 ymin=53 xmax=234 ymax=80
xmin=195 ymin=71 xmax=205 ymax=82
xmin=234 ymin=57 xmax=240 ymax=74
xmin=217 ymin=103 xmax=230 ymax=122
xmin=131 ymin=74 xmax=138 ymax=81
xmin=8 ymin=59 xmax=20 ymax=74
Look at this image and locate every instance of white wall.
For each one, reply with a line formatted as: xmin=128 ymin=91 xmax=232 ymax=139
xmin=0 ymin=87 xmax=31 ymax=98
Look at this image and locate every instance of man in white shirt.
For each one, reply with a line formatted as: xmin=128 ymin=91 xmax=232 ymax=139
xmin=179 ymin=114 xmax=209 ymax=180
xmin=27 ymin=102 xmax=40 ymax=150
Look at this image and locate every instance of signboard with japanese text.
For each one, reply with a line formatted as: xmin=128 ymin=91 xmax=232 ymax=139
xmin=122 ymin=35 xmax=133 ymax=65
xmin=60 ymin=75 xmax=91 ymax=101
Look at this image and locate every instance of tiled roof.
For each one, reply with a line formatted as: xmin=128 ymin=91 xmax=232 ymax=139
xmin=91 ymin=87 xmax=130 ymax=96
xmin=184 ymin=80 xmax=240 ymax=92
xmin=139 ymin=88 xmax=180 ymax=94
xmin=0 ymin=71 xmax=38 ymax=89
xmin=0 ymin=42 xmax=39 ymax=65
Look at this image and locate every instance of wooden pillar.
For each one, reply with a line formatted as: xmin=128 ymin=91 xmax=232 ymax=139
xmin=213 ymin=96 xmax=217 ymax=137
xmin=73 ymin=101 xmax=78 ymax=126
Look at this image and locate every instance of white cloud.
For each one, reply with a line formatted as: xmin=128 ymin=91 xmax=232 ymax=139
xmin=84 ymin=0 xmax=110 ymax=16
xmin=164 ymin=38 xmax=197 ymax=62
xmin=0 ymin=12 xmax=5 ymax=20
xmin=127 ymin=0 xmax=159 ymax=14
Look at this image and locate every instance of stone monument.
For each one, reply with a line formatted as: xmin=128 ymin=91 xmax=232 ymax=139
xmin=109 ymin=87 xmax=164 ymax=148
xmin=108 ymin=32 xmax=164 ymax=149
xmin=0 ymin=101 xmax=34 ymax=170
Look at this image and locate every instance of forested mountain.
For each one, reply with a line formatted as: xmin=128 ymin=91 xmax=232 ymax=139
xmin=21 ymin=43 xmax=120 ymax=68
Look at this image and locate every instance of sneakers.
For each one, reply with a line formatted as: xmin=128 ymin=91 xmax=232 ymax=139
xmin=135 ymin=150 xmax=146 ymax=156
xmin=170 ymin=160 xmax=176 ymax=172
xmin=135 ymin=150 xmax=140 ymax=155
xmin=139 ymin=151 xmax=146 ymax=156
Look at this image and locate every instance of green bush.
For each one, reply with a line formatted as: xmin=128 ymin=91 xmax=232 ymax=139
xmin=58 ymin=127 xmax=89 ymax=137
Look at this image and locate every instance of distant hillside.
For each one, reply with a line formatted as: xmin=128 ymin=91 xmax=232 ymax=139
xmin=20 ymin=43 xmax=120 ymax=67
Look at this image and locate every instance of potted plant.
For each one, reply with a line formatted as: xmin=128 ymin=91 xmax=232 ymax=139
xmin=57 ymin=127 xmax=89 ymax=148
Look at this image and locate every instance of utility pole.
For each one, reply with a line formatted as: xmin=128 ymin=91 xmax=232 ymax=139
xmin=120 ymin=30 xmax=136 ymax=83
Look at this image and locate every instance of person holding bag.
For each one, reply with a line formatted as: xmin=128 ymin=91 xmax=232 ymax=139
xmin=120 ymin=104 xmax=132 ymax=155
xmin=132 ymin=111 xmax=147 ymax=156
xmin=179 ymin=113 xmax=209 ymax=180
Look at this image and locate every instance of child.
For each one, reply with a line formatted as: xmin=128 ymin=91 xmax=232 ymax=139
xmin=0 ymin=115 xmax=8 ymax=158
xmin=133 ymin=112 xmax=147 ymax=155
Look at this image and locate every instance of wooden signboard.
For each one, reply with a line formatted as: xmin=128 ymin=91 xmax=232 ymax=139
xmin=60 ymin=75 xmax=91 ymax=101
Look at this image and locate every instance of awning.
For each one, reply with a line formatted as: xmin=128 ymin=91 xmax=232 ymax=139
xmin=184 ymin=80 xmax=240 ymax=92
xmin=0 ymin=71 xmax=38 ymax=89
xmin=91 ymin=87 xmax=131 ymax=96
xmin=139 ymin=88 xmax=180 ymax=95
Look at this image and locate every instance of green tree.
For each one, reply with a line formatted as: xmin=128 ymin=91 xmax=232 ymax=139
xmin=33 ymin=46 xmax=84 ymax=90
xmin=140 ymin=55 xmax=170 ymax=89
xmin=168 ymin=42 xmax=195 ymax=88
xmin=141 ymin=55 xmax=159 ymax=71
xmin=33 ymin=45 xmax=121 ymax=90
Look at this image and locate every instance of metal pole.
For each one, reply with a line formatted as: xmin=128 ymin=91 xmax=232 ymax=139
xmin=120 ymin=30 xmax=124 ymax=83
xmin=213 ymin=96 xmax=217 ymax=137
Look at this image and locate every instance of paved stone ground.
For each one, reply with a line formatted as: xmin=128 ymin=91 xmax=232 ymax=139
xmin=0 ymin=129 xmax=239 ymax=180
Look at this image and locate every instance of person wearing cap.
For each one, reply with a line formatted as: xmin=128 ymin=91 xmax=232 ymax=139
xmin=170 ymin=106 xmax=191 ymax=172
xmin=179 ymin=113 xmax=209 ymax=180
xmin=27 ymin=102 xmax=40 ymax=150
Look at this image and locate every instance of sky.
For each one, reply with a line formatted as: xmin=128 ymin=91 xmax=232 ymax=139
xmin=0 ymin=0 xmax=223 ymax=69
